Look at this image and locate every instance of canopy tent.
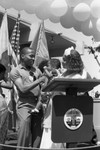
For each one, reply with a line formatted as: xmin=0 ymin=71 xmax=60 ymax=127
xmin=45 ymin=30 xmax=76 ymax=57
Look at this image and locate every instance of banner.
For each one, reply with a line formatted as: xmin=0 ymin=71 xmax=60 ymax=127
xmin=30 ymin=21 xmax=50 ymax=67
xmin=0 ymin=12 xmax=10 ymax=72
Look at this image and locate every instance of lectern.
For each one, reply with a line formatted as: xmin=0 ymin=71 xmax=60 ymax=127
xmin=43 ymin=78 xmax=100 ymax=143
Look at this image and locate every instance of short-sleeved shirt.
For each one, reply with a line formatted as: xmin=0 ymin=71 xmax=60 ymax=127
xmin=10 ymin=64 xmax=42 ymax=109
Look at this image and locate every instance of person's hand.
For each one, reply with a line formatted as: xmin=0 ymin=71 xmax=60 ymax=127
xmin=41 ymin=92 xmax=51 ymax=103
xmin=51 ymin=69 xmax=58 ymax=77
xmin=29 ymin=108 xmax=39 ymax=114
xmin=31 ymin=108 xmax=39 ymax=113
xmin=8 ymin=107 xmax=13 ymax=115
xmin=39 ymin=76 xmax=46 ymax=84
xmin=43 ymin=66 xmax=53 ymax=77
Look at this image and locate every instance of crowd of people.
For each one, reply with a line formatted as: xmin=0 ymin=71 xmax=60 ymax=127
xmin=0 ymin=64 xmax=12 ymax=147
xmin=0 ymin=46 xmax=98 ymax=149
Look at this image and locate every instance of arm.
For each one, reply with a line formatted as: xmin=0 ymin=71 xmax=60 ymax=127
xmin=13 ymin=76 xmax=46 ymax=93
xmin=31 ymin=95 xmax=43 ymax=113
xmin=10 ymin=67 xmax=49 ymax=93
xmin=29 ymin=100 xmax=42 ymax=113
xmin=30 ymin=92 xmax=50 ymax=113
xmin=0 ymin=81 xmax=13 ymax=89
xmin=35 ymin=91 xmax=51 ymax=110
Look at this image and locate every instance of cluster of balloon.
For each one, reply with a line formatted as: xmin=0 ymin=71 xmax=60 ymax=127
xmin=1 ymin=0 xmax=100 ymax=41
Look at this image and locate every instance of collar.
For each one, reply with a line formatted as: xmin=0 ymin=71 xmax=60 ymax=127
xmin=19 ymin=64 xmax=37 ymax=72
xmin=19 ymin=64 xmax=26 ymax=70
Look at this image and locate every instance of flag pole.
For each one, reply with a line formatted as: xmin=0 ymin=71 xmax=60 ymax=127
xmin=16 ymin=12 xmax=20 ymax=64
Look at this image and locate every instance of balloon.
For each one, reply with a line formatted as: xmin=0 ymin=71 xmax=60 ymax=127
xmin=0 ymin=5 xmax=5 ymax=13
xmin=92 ymin=29 xmax=100 ymax=41
xmin=49 ymin=15 xmax=60 ymax=23
xmin=82 ymin=0 xmax=93 ymax=6
xmin=20 ymin=10 xmax=39 ymax=23
xmin=91 ymin=0 xmax=100 ymax=18
xmin=67 ymin=0 xmax=81 ymax=7
xmin=96 ymin=18 xmax=100 ymax=32
xmin=35 ymin=0 xmax=52 ymax=20
xmin=0 ymin=0 xmax=13 ymax=9
xmin=0 ymin=0 xmax=28 ymax=11
xmin=50 ymin=0 xmax=68 ymax=17
xmin=60 ymin=7 xmax=76 ymax=28
xmin=73 ymin=21 xmax=82 ymax=32
xmin=24 ymin=0 xmax=45 ymax=7
xmin=81 ymin=19 xmax=93 ymax=36
xmin=24 ymin=6 xmax=36 ymax=14
xmin=73 ymin=3 xmax=90 ymax=22
xmin=89 ymin=17 xmax=100 ymax=41
xmin=60 ymin=7 xmax=82 ymax=31
xmin=23 ymin=0 xmax=43 ymax=14
xmin=11 ymin=0 xmax=27 ymax=11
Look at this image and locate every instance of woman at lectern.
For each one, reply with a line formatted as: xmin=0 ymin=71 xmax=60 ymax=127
xmin=60 ymin=46 xmax=92 ymax=96
xmin=40 ymin=47 xmax=97 ymax=148
xmin=62 ymin=47 xmax=97 ymax=145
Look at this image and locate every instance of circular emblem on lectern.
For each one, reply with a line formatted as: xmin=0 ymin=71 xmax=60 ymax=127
xmin=64 ymin=108 xmax=83 ymax=130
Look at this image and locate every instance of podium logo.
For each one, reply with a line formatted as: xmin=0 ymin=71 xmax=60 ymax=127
xmin=64 ymin=108 xmax=83 ymax=130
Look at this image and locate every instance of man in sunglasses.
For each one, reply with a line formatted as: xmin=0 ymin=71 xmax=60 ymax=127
xmin=10 ymin=47 xmax=47 ymax=149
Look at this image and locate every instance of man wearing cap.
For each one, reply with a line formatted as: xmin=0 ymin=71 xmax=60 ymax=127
xmin=10 ymin=47 xmax=47 ymax=149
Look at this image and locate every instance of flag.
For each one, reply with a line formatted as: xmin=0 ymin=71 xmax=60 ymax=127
xmin=10 ymin=13 xmax=20 ymax=63
xmin=0 ymin=11 xmax=18 ymax=75
xmin=9 ymin=14 xmax=21 ymax=130
xmin=0 ymin=11 xmax=10 ymax=72
xmin=0 ymin=11 xmax=11 ymax=108
xmin=30 ymin=21 xmax=50 ymax=67
xmin=9 ymin=14 xmax=21 ymax=102
xmin=30 ymin=22 xmax=41 ymax=53
xmin=10 ymin=13 xmax=21 ymax=103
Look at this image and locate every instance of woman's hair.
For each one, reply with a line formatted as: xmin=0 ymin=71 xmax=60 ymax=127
xmin=62 ymin=48 xmax=84 ymax=74
xmin=0 ymin=63 xmax=6 ymax=73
